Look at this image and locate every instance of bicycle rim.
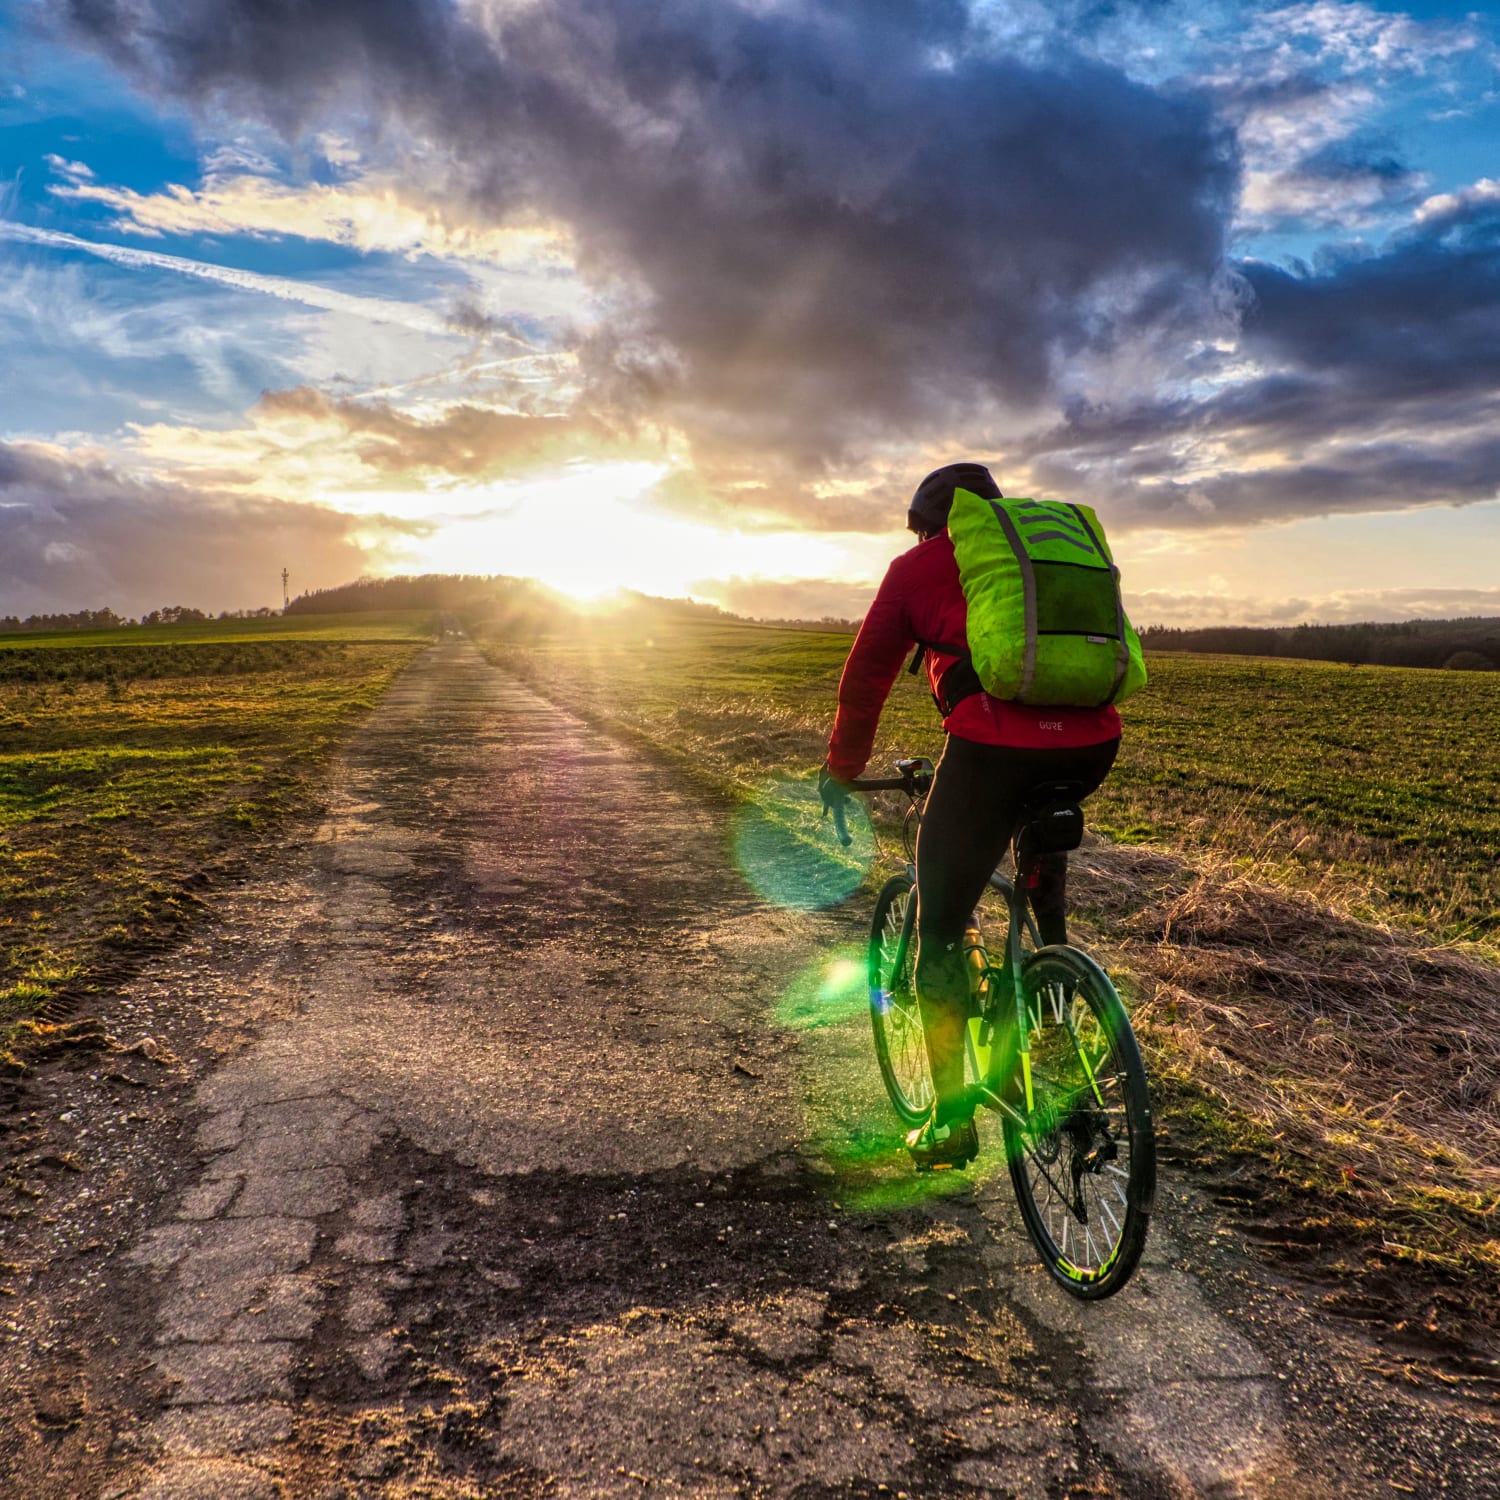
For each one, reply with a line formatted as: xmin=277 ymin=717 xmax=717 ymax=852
xmin=868 ymin=874 xmax=933 ymax=1126
xmin=1002 ymin=946 xmax=1155 ymax=1299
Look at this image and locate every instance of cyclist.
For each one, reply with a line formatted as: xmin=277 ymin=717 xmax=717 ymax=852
xmin=820 ymin=462 xmax=1122 ymax=1169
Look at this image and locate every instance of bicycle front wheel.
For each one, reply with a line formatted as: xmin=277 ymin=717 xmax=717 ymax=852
xmin=1002 ymin=946 xmax=1155 ymax=1299
xmin=868 ymin=873 xmax=933 ymax=1126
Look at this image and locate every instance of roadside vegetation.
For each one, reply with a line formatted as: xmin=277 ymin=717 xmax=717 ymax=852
xmin=0 ymin=613 xmax=430 ymax=1064
xmin=1142 ymin=613 xmax=1500 ymax=671
xmin=476 ymin=609 xmax=1500 ymax=1341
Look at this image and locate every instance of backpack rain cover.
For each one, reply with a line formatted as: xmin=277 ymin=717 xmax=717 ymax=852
xmin=947 ymin=490 xmax=1147 ymax=708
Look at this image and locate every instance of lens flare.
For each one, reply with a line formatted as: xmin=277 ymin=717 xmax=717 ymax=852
xmin=729 ymin=774 xmax=875 ymax=911
xmin=773 ymin=945 xmax=869 ymax=1031
xmin=773 ymin=944 xmax=1013 ymax=1212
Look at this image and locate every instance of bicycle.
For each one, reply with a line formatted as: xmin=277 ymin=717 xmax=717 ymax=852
xmin=829 ymin=757 xmax=1155 ymax=1299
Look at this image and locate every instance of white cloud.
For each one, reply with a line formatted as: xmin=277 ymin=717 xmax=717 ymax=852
xmin=46 ymin=160 xmax=575 ymax=270
xmin=1416 ymin=176 xmax=1500 ymax=223
xmin=200 ymin=140 xmax=280 ymax=176
xmin=1256 ymin=2 xmax=1477 ymax=75
xmin=43 ymin=154 xmax=93 ymax=183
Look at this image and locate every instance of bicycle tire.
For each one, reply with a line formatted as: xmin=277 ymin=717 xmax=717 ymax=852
xmin=868 ymin=873 xmax=934 ymax=1126
xmin=1002 ymin=945 xmax=1155 ymax=1299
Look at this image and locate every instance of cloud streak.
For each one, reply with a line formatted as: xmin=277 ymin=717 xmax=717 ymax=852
xmin=0 ymin=221 xmax=527 ymax=342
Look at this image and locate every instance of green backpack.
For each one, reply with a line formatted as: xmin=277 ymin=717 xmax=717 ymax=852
xmin=946 ymin=489 xmax=1147 ymax=708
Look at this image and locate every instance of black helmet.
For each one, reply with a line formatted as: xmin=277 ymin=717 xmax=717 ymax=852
xmin=907 ymin=462 xmax=1001 ymax=534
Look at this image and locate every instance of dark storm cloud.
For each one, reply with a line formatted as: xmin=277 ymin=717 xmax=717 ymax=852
xmin=60 ymin=0 xmax=1239 ymax=475
xmin=1239 ymin=193 xmax=1500 ymax=406
xmin=1018 ymin=186 xmax=1500 ymax=528
xmin=1028 ymin=421 xmax=1500 ymax=531
xmin=0 ymin=441 xmax=405 ymax=616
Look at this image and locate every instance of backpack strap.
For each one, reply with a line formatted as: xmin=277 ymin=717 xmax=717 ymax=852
xmin=1065 ymin=503 xmax=1131 ymax=703
xmin=910 ymin=640 xmax=984 ymax=717
xmin=936 ymin=656 xmax=983 ymax=716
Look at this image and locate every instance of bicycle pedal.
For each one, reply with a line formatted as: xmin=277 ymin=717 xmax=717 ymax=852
xmin=913 ymin=1154 xmax=973 ymax=1175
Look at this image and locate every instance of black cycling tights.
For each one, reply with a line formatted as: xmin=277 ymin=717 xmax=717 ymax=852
xmin=914 ymin=734 xmax=1119 ymax=1122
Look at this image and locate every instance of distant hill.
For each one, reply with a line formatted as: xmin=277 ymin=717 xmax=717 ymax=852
xmin=1141 ymin=616 xmax=1500 ymax=671
xmin=284 ymin=573 xmax=544 ymax=618
xmin=283 ymin=573 xmax=737 ymax=635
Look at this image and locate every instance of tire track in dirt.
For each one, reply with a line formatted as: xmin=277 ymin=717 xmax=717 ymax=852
xmin=10 ymin=639 xmax=1491 ymax=1497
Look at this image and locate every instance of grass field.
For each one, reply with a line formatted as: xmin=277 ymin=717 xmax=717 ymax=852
xmin=480 ymin=612 xmax=1500 ymax=1324
xmin=483 ymin=613 xmax=1500 ymax=945
xmin=0 ymin=612 xmax=431 ymax=1060
xmin=0 ymin=612 xmax=430 ymax=650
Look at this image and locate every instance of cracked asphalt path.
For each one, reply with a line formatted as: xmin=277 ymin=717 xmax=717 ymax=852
xmin=6 ymin=640 xmax=1497 ymax=1498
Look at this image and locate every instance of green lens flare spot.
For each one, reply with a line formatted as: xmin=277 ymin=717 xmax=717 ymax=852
xmin=775 ymin=945 xmax=867 ymax=1030
xmin=729 ymin=774 xmax=874 ymax=911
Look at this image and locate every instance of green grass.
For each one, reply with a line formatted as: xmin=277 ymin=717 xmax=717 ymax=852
xmin=0 ymin=610 xmax=435 ymax=649
xmin=1 ymin=614 xmax=427 ymax=1057
xmin=1102 ymin=653 xmax=1500 ymax=944
xmin=481 ymin=615 xmax=1500 ymax=946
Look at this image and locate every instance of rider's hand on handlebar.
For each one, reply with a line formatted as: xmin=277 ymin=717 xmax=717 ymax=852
xmin=818 ymin=763 xmax=856 ymax=848
xmin=818 ymin=763 xmax=853 ymax=812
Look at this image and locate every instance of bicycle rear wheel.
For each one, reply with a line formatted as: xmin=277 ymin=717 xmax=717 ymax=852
xmin=1002 ymin=946 xmax=1155 ymax=1299
xmin=868 ymin=873 xmax=933 ymax=1126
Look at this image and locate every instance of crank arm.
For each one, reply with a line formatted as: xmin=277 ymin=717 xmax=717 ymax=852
xmin=971 ymin=1083 xmax=1030 ymax=1132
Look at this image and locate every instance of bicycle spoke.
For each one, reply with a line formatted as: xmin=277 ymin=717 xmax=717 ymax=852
xmin=1003 ymin=949 xmax=1155 ymax=1291
xmin=870 ymin=879 xmax=935 ymax=1122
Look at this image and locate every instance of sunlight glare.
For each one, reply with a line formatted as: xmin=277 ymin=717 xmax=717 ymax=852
xmin=399 ymin=462 xmax=888 ymax=606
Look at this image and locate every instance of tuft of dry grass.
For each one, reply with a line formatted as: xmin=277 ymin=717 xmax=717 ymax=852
xmin=1069 ymin=840 xmax=1500 ymax=1313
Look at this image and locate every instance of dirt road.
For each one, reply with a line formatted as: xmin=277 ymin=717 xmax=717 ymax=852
xmin=3 ymin=640 xmax=1495 ymax=1498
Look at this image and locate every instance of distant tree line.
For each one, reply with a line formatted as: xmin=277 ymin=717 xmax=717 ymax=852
xmin=0 ymin=604 xmax=279 ymax=632
xmin=1141 ymin=617 xmax=1500 ymax=671
xmin=17 ymin=580 xmax=1493 ymax=672
xmin=751 ymin=616 xmax=859 ymax=633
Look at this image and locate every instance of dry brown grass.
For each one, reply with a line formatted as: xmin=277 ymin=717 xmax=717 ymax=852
xmin=1068 ymin=840 xmax=1500 ymax=1320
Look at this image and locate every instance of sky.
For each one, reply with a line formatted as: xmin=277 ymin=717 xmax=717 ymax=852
xmin=1 ymin=0 xmax=1498 ymax=625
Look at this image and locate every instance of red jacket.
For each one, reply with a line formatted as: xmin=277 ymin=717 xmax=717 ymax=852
xmin=826 ymin=532 xmax=1121 ymax=781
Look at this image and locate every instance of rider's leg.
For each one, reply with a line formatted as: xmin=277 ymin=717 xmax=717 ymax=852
xmin=915 ymin=737 xmax=1022 ymax=1124
xmin=916 ymin=734 xmax=1123 ymax=1121
xmin=1029 ymin=852 xmax=1070 ymax=946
